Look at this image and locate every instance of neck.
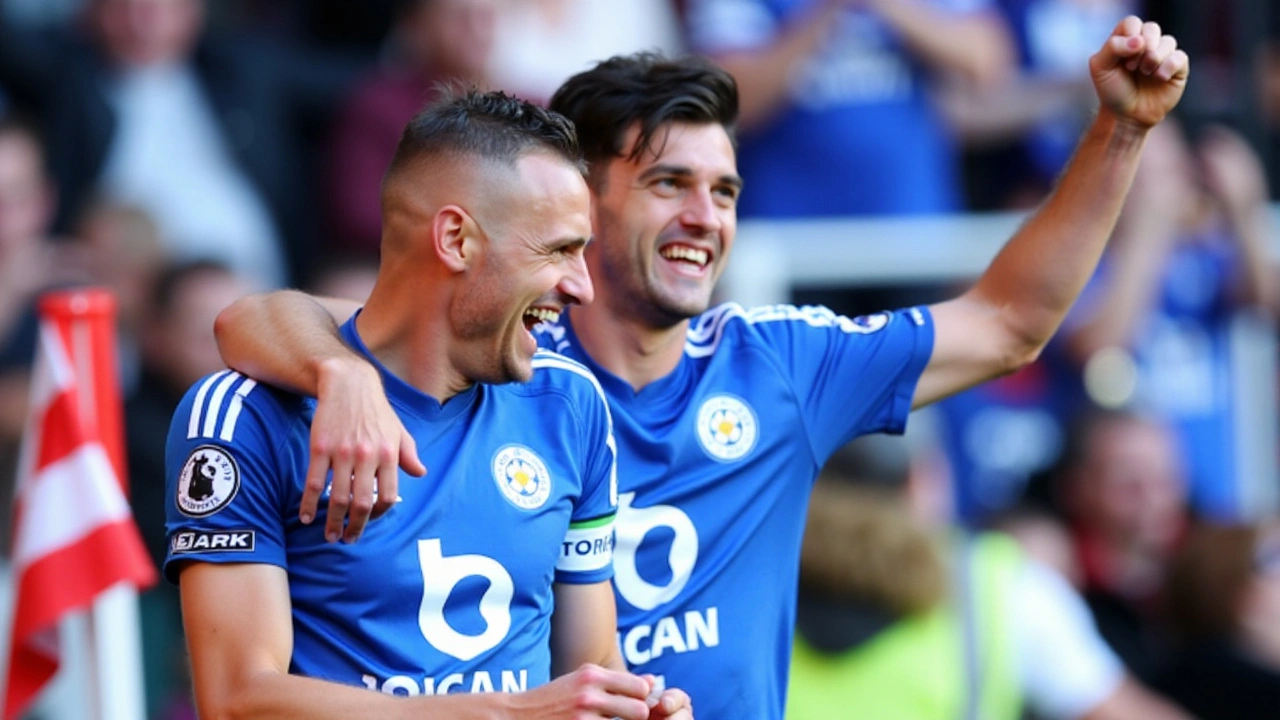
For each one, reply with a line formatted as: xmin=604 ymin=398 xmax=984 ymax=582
xmin=571 ymin=300 xmax=688 ymax=391
xmin=357 ymin=280 xmax=471 ymax=402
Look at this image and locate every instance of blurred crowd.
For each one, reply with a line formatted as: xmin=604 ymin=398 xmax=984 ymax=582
xmin=0 ymin=0 xmax=1278 ymax=718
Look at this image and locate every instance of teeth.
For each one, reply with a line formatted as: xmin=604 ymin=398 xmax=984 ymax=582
xmin=524 ymin=307 xmax=560 ymax=324
xmin=661 ymin=246 xmax=709 ymax=266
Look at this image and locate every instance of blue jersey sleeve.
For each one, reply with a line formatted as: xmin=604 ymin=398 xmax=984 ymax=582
xmin=751 ymin=304 xmax=935 ymax=462
xmin=163 ymin=371 xmax=291 ymax=584
xmin=551 ymin=362 xmax=618 ymax=586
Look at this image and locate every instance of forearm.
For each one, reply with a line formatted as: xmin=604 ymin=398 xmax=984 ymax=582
xmin=868 ymin=1 xmax=1013 ymax=86
xmin=199 ymin=671 xmax=513 ymax=720
xmin=1227 ymin=205 xmax=1278 ymax=311
xmin=971 ymin=109 xmax=1148 ymax=356
xmin=714 ymin=3 xmax=841 ymax=129
xmin=935 ymin=76 xmax=1088 ymax=146
xmin=550 ymin=582 xmax=626 ymax=676
xmin=214 ymin=290 xmax=364 ymax=396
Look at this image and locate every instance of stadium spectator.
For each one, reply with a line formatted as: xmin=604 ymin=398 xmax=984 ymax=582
xmin=326 ymin=0 xmax=499 ymax=254
xmin=213 ymin=19 xmax=1191 ymax=719
xmin=1156 ymin=521 xmax=1280 ymax=719
xmin=487 ymin=0 xmax=683 ymax=104
xmin=942 ymin=0 xmax=1132 ymax=209
xmin=0 ymin=0 xmax=357 ymax=287
xmin=683 ymin=0 xmax=1015 ymax=218
xmin=1059 ymin=119 xmax=1278 ymax=520
xmin=788 ymin=433 xmax=1191 ymax=720
xmin=0 ymin=117 xmax=81 ymax=556
xmin=305 ymin=253 xmax=379 ymax=304
xmin=1057 ymin=408 xmax=1188 ymax=683
xmin=73 ymin=198 xmax=167 ymax=392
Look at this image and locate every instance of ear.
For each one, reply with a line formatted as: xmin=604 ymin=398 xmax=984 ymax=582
xmin=433 ymin=204 xmax=479 ymax=273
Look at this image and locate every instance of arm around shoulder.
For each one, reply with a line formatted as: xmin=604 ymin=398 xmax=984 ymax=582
xmin=214 ymin=290 xmax=364 ymax=396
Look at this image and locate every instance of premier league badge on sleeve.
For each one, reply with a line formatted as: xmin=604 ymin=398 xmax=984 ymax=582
xmin=177 ymin=445 xmax=241 ymax=517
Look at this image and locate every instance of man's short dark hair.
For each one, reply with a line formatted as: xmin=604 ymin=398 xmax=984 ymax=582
xmin=386 ymin=87 xmax=585 ymax=178
xmin=549 ymin=53 xmax=739 ymax=170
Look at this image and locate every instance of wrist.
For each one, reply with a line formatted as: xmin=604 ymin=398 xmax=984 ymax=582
xmin=314 ymin=356 xmax=381 ymax=396
xmin=1094 ymin=106 xmax=1151 ymax=150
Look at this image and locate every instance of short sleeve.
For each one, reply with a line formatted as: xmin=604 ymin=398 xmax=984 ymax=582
xmin=1012 ymin=560 xmax=1125 ymax=719
xmin=555 ymin=374 xmax=618 ymax=585
xmin=163 ymin=371 xmax=290 ymax=584
xmin=751 ymin=304 xmax=935 ymax=462
xmin=684 ymin=0 xmax=779 ymax=54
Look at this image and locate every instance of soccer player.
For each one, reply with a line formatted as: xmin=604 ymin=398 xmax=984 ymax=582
xmin=213 ymin=17 xmax=1189 ymax=718
xmin=165 ymin=90 xmax=691 ymax=719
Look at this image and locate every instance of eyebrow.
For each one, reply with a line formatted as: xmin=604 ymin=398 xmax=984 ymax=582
xmin=637 ymin=164 xmax=744 ymax=190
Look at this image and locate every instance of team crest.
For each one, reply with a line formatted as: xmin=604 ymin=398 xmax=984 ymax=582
xmin=696 ymin=394 xmax=758 ymax=462
xmin=492 ymin=445 xmax=552 ymax=510
xmin=176 ymin=445 xmax=240 ymax=517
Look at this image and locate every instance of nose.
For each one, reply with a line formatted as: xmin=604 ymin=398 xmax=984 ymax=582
xmin=558 ymin=253 xmax=595 ymax=307
xmin=679 ymin=185 xmax=723 ymax=236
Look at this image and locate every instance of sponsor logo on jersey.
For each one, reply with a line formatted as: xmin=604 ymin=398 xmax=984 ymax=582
xmin=614 ymin=493 xmax=698 ymax=610
xmin=695 ymin=394 xmax=758 ymax=462
xmin=418 ymin=539 xmax=514 ymax=661
xmin=176 ymin=445 xmax=240 ymax=517
xmin=491 ymin=445 xmax=552 ymax=510
xmin=170 ymin=529 xmax=256 ymax=555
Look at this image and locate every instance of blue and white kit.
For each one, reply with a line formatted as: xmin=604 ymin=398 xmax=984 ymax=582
xmin=164 ymin=316 xmax=618 ymax=697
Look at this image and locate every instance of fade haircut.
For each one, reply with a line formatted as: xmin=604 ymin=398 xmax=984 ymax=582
xmin=549 ymin=53 xmax=739 ymax=173
xmin=385 ymin=87 xmax=586 ymax=181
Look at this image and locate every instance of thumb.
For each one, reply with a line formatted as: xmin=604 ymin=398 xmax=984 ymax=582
xmin=400 ymin=431 xmax=427 ymax=476
xmin=1092 ymin=16 xmax=1144 ymax=72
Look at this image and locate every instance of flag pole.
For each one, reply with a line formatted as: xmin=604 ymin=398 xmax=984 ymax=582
xmin=3 ymin=288 xmax=154 ymax=720
xmin=56 ymin=290 xmax=146 ymax=720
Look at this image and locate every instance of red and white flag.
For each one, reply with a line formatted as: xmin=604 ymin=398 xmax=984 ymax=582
xmin=5 ymin=290 xmax=156 ymax=720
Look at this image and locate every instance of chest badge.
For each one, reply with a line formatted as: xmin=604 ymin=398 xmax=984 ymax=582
xmin=696 ymin=394 xmax=758 ymax=462
xmin=492 ymin=445 xmax=552 ymax=510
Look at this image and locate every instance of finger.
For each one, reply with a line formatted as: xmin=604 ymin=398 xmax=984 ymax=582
xmin=342 ymin=444 xmax=379 ymax=542
xmin=1139 ymin=30 xmax=1174 ymax=76
xmin=1140 ymin=21 xmax=1161 ymax=53
xmin=1095 ymin=29 xmax=1145 ymax=71
xmin=594 ymin=694 xmax=650 ymax=720
xmin=1115 ymin=14 xmax=1143 ymax=37
xmin=300 ymin=452 xmax=330 ymax=525
xmin=369 ymin=450 xmax=399 ymax=521
xmin=657 ymin=689 xmax=690 ymax=716
xmin=400 ymin=431 xmax=427 ymax=477
xmin=325 ymin=458 xmax=353 ymax=543
xmin=1156 ymin=49 xmax=1190 ymax=85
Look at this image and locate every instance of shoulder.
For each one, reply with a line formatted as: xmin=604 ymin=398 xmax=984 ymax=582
xmin=174 ymin=370 xmax=309 ymax=445
xmin=527 ymin=351 xmax=608 ymax=403
xmin=499 ymin=351 xmax=611 ymax=419
xmin=685 ymin=302 xmax=912 ymax=356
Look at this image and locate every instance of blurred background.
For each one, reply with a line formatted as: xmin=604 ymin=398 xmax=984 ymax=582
xmin=0 ymin=0 xmax=1278 ymax=718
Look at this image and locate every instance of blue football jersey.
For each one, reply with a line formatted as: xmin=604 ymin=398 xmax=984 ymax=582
xmin=538 ymin=303 xmax=934 ymax=718
xmin=164 ymin=317 xmax=618 ymax=697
